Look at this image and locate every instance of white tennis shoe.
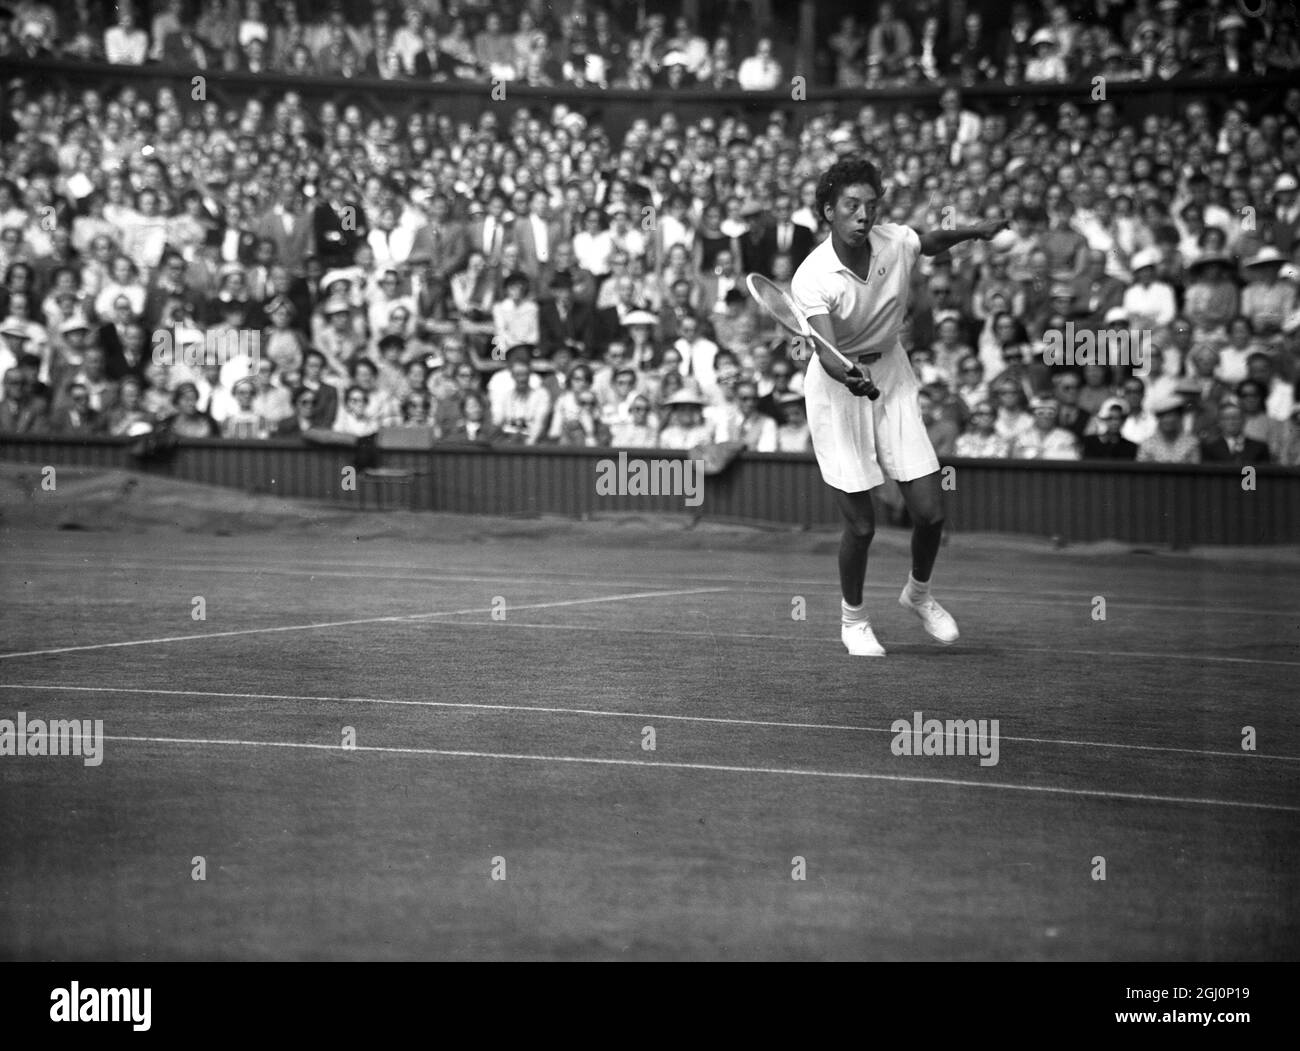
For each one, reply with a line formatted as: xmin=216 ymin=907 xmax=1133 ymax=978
xmin=899 ymin=587 xmax=960 ymax=645
xmin=842 ymin=619 xmax=887 ymax=657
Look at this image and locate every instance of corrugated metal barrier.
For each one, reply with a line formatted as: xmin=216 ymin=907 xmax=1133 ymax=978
xmin=2 ymin=434 xmax=1297 ymax=546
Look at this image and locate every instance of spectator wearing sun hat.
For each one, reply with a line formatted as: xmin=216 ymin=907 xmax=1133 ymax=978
xmin=658 ymin=388 xmax=714 ymax=450
xmin=1081 ymin=397 xmax=1138 ymax=460
xmin=1137 ymin=392 xmax=1201 ymax=463
xmin=314 ymin=295 xmax=366 ymax=375
xmin=1212 ymin=12 xmax=1249 ymax=76
xmin=1240 ymin=247 xmax=1296 ymax=338
xmin=774 ymin=392 xmax=812 ymax=453
xmin=1122 ymin=247 xmax=1177 ymax=330
xmin=1183 ymin=253 xmax=1239 ymax=333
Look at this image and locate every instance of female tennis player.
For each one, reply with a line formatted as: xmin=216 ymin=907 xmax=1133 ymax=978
xmin=790 ymin=157 xmax=1007 ymax=657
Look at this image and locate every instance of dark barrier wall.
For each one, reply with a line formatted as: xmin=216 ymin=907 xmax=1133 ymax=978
xmin=4 ymin=434 xmax=1298 ymax=547
xmin=7 ymin=58 xmax=1295 ymax=141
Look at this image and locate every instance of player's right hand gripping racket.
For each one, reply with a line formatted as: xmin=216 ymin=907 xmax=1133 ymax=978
xmin=745 ymin=273 xmax=880 ymax=400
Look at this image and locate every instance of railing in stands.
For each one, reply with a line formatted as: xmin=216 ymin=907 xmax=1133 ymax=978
xmin=2 ymin=433 xmax=1297 ymax=547
xmin=6 ymin=57 xmax=1295 ymax=139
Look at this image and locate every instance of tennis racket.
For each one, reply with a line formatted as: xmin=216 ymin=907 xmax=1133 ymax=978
xmin=745 ymin=273 xmax=880 ymax=400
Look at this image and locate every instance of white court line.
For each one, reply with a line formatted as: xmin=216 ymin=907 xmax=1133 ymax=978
xmin=5 ymin=682 xmax=1297 ymax=764
xmin=95 ymin=733 xmax=1300 ymax=814
xmin=5 ymin=556 xmax=1298 ymax=618
xmin=427 ymin=619 xmax=1300 ymax=670
xmin=0 ymin=587 xmax=726 ymax=660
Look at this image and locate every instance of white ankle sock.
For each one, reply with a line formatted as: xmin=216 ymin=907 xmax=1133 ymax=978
xmin=907 ymin=574 xmax=931 ymax=598
xmin=841 ymin=599 xmax=868 ymax=625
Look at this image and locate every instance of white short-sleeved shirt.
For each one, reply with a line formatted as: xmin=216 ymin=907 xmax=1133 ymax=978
xmin=790 ymin=222 xmax=921 ymax=395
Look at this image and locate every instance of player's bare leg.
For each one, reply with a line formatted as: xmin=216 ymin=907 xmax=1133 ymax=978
xmin=896 ymin=472 xmax=959 ymax=644
xmin=834 ymin=488 xmax=886 ymax=656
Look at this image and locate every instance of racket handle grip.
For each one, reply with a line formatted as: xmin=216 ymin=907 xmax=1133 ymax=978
xmin=866 ymin=384 xmax=881 ymax=401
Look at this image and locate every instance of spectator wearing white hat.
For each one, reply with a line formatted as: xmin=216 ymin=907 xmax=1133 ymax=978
xmin=1268 ymin=174 xmax=1300 ymax=256
xmin=1240 ymin=247 xmax=1296 ymax=338
xmin=1137 ymin=392 xmax=1200 ymax=463
xmin=774 ymin=393 xmax=812 ymax=453
xmin=1011 ymin=396 xmax=1080 ymax=459
xmin=314 ymin=296 xmax=365 ymax=375
xmin=1025 ymin=29 xmax=1067 ymax=83
xmin=658 ymin=389 xmax=714 ymax=450
xmin=1122 ymin=247 xmax=1176 ymax=330
xmin=1081 ymin=398 xmax=1138 ymax=460
xmin=1213 ymin=12 xmax=1248 ymax=75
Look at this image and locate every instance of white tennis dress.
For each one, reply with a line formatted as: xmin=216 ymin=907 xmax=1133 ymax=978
xmin=790 ymin=223 xmax=939 ymax=493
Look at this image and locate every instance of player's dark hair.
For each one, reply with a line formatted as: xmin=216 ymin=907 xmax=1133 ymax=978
xmin=815 ymin=158 xmax=883 ymax=222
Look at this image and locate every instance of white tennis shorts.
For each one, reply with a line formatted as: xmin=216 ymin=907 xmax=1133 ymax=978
xmin=803 ymin=354 xmax=940 ymax=493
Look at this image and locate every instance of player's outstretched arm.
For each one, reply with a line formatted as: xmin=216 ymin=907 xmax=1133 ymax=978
xmin=913 ymin=218 xmax=1010 ymax=257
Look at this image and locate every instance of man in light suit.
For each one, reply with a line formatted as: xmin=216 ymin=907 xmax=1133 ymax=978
xmin=512 ymin=190 xmax=564 ymax=280
xmin=253 ymin=178 xmax=314 ymax=276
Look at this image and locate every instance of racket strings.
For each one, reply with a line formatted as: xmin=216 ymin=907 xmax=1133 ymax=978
xmin=746 ymin=275 xmax=806 ymax=336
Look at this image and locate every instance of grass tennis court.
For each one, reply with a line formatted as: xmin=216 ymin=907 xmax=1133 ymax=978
xmin=1 ymin=469 xmax=1297 ymax=960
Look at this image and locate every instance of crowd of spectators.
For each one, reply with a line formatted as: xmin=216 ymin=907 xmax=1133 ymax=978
xmin=2 ymin=5 xmax=1300 ymax=466
xmin=2 ymin=0 xmax=1296 ymax=89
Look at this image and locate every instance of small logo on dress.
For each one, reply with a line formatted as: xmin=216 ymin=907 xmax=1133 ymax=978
xmin=878 ymin=267 xmax=885 ymax=275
